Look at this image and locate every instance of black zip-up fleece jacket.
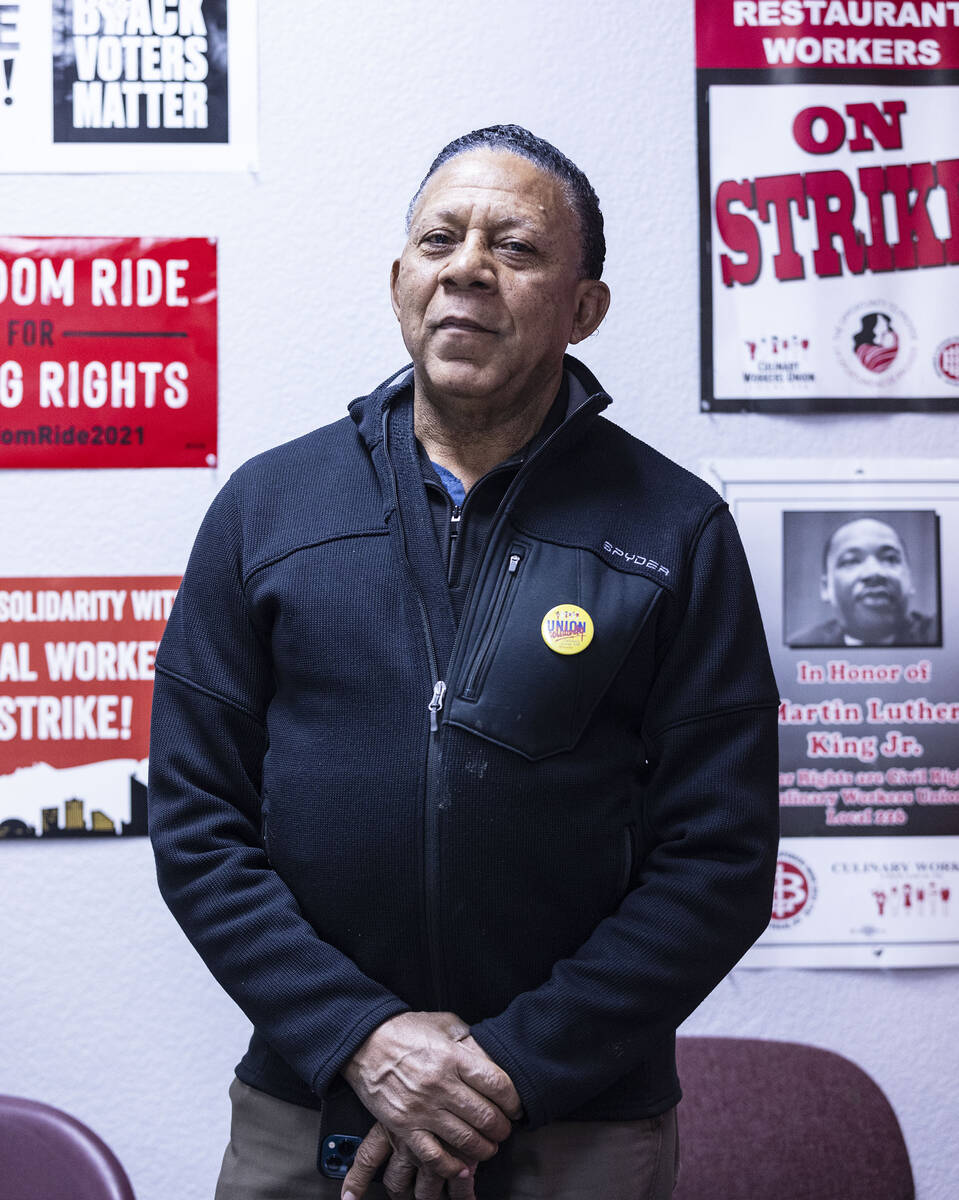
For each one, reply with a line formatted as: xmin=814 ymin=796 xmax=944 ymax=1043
xmin=148 ymin=356 xmax=780 ymax=1131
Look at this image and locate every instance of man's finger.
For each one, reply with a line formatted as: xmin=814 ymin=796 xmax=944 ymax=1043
xmin=405 ymin=1128 xmax=470 ymax=1180
xmin=412 ymin=1165 xmax=448 ymax=1200
xmin=436 ymin=1011 xmax=472 ymax=1042
xmin=446 ymin=1162 xmax=478 ymax=1200
xmin=455 ymin=1044 xmax=523 ymax=1121
xmin=381 ymin=1144 xmax=418 ymax=1200
xmin=342 ymin=1122 xmax=392 ymax=1200
xmin=429 ymin=1109 xmax=499 ymax=1161
xmin=443 ymin=1085 xmax=513 ymax=1144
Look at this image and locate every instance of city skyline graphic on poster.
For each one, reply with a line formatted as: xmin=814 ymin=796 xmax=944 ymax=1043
xmin=0 ymin=758 xmax=149 ymax=840
xmin=0 ymin=575 xmax=177 ymax=844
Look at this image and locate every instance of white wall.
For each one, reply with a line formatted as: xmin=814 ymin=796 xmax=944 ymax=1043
xmin=2 ymin=2 xmax=956 ymax=1197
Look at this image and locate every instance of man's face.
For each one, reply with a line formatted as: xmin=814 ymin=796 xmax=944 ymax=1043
xmin=391 ymin=148 xmax=608 ymax=411
xmin=820 ymin=518 xmax=914 ymax=641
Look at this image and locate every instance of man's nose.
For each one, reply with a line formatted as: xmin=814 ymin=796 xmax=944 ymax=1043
xmin=859 ymin=556 xmax=890 ymax=580
xmin=439 ymin=233 xmax=495 ymax=288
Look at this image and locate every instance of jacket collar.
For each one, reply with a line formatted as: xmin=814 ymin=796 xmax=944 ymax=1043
xmin=347 ymin=353 xmax=611 ymax=456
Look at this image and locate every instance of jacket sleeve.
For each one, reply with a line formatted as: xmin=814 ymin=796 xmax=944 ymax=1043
xmin=470 ymin=505 xmax=780 ymax=1128
xmin=148 ymin=478 xmax=409 ymax=1096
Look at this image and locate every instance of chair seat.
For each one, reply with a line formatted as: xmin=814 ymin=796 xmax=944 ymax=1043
xmin=673 ymin=1037 xmax=914 ymax=1200
xmin=0 ymin=1095 xmax=135 ymax=1200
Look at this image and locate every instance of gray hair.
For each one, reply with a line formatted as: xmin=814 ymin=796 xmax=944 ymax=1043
xmin=406 ymin=124 xmax=606 ymax=280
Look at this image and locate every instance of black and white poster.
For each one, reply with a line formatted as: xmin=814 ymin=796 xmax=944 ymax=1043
xmin=0 ymin=0 xmax=256 ymax=171
xmin=709 ymin=458 xmax=959 ymax=968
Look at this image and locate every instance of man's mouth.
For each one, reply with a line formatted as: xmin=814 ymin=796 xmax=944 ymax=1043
xmin=434 ymin=317 xmax=496 ymax=334
xmin=856 ymin=588 xmax=895 ymax=608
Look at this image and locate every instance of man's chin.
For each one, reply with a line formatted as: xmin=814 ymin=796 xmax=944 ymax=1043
xmin=843 ymin=605 xmax=904 ymax=642
xmin=419 ymin=358 xmax=508 ymax=402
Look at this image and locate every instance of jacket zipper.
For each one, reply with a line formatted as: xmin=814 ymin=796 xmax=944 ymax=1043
xmin=448 ymin=505 xmax=461 ymax=584
xmin=382 ymin=407 xmax=449 ymax=1008
xmin=462 ymin=548 xmax=525 ymax=699
xmin=444 ymin=391 xmax=609 ymax=689
xmin=428 ymin=681 xmax=447 ymax=732
xmin=379 ymin=388 xmax=609 ymax=1011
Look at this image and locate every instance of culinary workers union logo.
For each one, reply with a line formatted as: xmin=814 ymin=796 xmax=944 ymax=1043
xmin=541 ymin=604 xmax=594 ymax=655
xmin=934 ymin=339 xmax=959 ymax=385
xmin=770 ymin=851 xmax=817 ymax=928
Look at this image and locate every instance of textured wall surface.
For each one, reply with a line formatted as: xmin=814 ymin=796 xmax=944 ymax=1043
xmin=1 ymin=3 xmax=956 ymax=1197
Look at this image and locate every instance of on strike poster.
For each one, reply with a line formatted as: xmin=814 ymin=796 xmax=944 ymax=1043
xmin=709 ymin=459 xmax=959 ymax=967
xmin=0 ymin=576 xmax=179 ymax=842
xmin=0 ymin=0 xmax=257 ymax=172
xmin=697 ymin=2 xmax=959 ymax=412
xmin=0 ymin=236 xmax=217 ymax=468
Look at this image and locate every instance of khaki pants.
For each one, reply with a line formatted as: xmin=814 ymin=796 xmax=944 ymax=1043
xmin=215 ymin=1077 xmax=678 ymax=1200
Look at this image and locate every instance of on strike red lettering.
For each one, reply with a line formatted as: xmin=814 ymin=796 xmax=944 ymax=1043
xmin=940 ymin=159 xmax=959 ymax=264
xmin=805 ymin=170 xmax=866 ymax=276
xmin=846 ymin=101 xmax=906 ymax=152
xmin=886 ymin=162 xmax=947 ymax=268
xmin=716 ymin=180 xmax=762 ymax=286
xmin=755 ymin=174 xmax=808 ymax=281
xmin=714 ymin=155 xmax=959 ymax=283
xmin=793 ymin=106 xmax=847 ymax=154
xmin=857 ymin=166 xmax=895 ymax=272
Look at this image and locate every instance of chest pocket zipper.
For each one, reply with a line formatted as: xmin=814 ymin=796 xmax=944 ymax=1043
xmin=462 ymin=548 xmax=526 ymax=700
xmin=619 ymin=822 xmax=636 ymax=898
xmin=260 ymin=806 xmax=272 ymax=860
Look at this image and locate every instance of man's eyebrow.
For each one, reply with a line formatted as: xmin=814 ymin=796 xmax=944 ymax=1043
xmin=489 ymin=214 xmax=544 ymax=232
xmin=419 ymin=208 xmax=464 ymax=225
xmin=415 ymin=208 xmax=547 ymax=233
xmin=836 ymin=541 xmax=903 ymax=560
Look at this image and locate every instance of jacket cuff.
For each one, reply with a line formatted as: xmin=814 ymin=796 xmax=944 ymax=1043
xmin=310 ymin=996 xmax=411 ymax=1097
xmin=469 ymin=1021 xmax=548 ymax=1131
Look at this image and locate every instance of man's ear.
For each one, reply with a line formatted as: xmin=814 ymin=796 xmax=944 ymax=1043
xmin=569 ymin=280 xmax=611 ymax=345
xmin=819 ymin=573 xmax=833 ymax=606
xmin=390 ymin=259 xmax=401 ymax=321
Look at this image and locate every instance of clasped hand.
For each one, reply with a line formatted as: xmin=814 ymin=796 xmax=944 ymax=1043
xmin=340 ymin=1011 xmax=522 ymax=1199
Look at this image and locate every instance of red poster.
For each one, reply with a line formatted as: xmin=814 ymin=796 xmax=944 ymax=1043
xmin=0 ymin=237 xmax=217 ymax=467
xmin=696 ymin=2 xmax=959 ymax=70
xmin=0 ymin=575 xmax=179 ymax=841
xmin=696 ymin=2 xmax=959 ymax=413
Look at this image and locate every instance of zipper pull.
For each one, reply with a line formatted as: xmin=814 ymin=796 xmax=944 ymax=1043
xmin=507 ymin=553 xmax=521 ymax=574
xmin=450 ymin=506 xmax=462 ymax=539
xmin=428 ymin=680 xmax=447 ymax=732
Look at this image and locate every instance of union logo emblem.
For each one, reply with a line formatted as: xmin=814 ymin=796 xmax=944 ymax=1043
xmin=770 ymin=852 xmax=817 ymax=927
xmin=934 ymin=338 xmax=959 ymax=385
xmin=541 ymin=605 xmax=594 ymax=655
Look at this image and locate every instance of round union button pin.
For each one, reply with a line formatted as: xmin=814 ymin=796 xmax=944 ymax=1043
xmin=541 ymin=604 xmax=594 ymax=655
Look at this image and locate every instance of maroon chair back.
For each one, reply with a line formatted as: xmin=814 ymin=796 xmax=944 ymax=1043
xmin=0 ymin=1095 xmax=135 ymax=1200
xmin=674 ymin=1037 xmax=914 ymax=1200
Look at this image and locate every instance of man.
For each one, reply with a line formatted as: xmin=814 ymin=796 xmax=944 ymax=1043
xmin=149 ymin=125 xmax=780 ymax=1200
xmin=789 ymin=515 xmax=938 ymax=647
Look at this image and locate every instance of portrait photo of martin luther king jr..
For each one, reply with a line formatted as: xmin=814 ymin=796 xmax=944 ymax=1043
xmin=785 ymin=510 xmax=941 ymax=649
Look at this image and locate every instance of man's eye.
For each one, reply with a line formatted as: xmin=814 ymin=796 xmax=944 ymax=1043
xmin=501 ymin=240 xmax=533 ymax=254
xmin=836 ymin=554 xmax=862 ymax=568
xmin=421 ymin=232 xmax=454 ymax=248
